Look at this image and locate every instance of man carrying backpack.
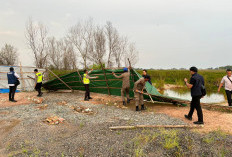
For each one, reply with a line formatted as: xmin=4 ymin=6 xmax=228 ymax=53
xmin=218 ymin=69 xmax=232 ymax=106
xmin=184 ymin=67 xmax=205 ymax=125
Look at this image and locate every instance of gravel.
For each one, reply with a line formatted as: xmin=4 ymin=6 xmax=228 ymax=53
xmin=0 ymin=92 xmax=231 ymax=157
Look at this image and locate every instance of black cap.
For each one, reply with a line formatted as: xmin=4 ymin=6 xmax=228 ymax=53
xmin=190 ymin=66 xmax=198 ymax=73
xmin=34 ymin=69 xmax=38 ymax=72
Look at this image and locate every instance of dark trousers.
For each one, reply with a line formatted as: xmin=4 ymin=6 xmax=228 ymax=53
xmin=188 ymin=96 xmax=203 ymax=122
xmin=9 ymin=86 xmax=17 ymax=101
xmin=84 ymin=84 xmax=90 ymax=99
xmin=225 ymin=90 xmax=232 ymax=106
xmin=35 ymin=82 xmax=42 ymax=95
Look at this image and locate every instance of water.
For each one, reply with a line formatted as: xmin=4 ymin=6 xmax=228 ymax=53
xmin=163 ymin=89 xmax=226 ymax=104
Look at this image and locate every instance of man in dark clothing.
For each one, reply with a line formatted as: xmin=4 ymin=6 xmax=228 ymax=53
xmin=142 ymin=69 xmax=152 ymax=84
xmin=184 ymin=67 xmax=204 ymax=125
xmin=7 ymin=67 xmax=19 ymax=102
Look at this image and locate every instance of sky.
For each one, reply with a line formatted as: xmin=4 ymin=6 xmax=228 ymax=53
xmin=0 ymin=0 xmax=232 ymax=69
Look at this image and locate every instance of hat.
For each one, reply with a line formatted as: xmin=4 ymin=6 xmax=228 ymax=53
xmin=123 ymin=67 xmax=128 ymax=72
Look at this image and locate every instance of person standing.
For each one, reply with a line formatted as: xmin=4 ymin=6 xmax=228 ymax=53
xmin=7 ymin=67 xmax=19 ymax=102
xmin=83 ymin=69 xmax=98 ymax=101
xmin=184 ymin=67 xmax=204 ymax=125
xmin=218 ymin=69 xmax=232 ymax=106
xmin=112 ymin=67 xmax=131 ymax=106
xmin=142 ymin=69 xmax=152 ymax=85
xmin=34 ymin=69 xmax=43 ymax=97
xmin=133 ymin=76 xmax=150 ymax=111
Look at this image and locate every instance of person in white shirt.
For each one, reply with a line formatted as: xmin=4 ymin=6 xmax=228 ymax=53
xmin=7 ymin=67 xmax=20 ymax=102
xmin=218 ymin=69 xmax=232 ymax=106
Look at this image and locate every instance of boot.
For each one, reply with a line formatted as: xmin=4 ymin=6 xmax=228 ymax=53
xmin=141 ymin=104 xmax=146 ymax=110
xmin=136 ymin=106 xmax=139 ymax=111
xmin=89 ymin=97 xmax=93 ymax=99
xmin=123 ymin=101 xmax=126 ymax=106
xmin=127 ymin=98 xmax=130 ymax=104
xmin=84 ymin=97 xmax=89 ymax=101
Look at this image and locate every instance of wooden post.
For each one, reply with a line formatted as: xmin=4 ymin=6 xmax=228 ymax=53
xmin=19 ymin=62 xmax=25 ymax=91
xmin=76 ymin=70 xmax=83 ymax=83
xmin=100 ymin=63 xmax=111 ymax=95
xmin=46 ymin=68 xmax=73 ymax=92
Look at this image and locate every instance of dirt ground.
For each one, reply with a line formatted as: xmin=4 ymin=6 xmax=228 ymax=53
xmin=0 ymin=91 xmax=232 ymax=156
xmin=1 ymin=91 xmax=232 ymax=134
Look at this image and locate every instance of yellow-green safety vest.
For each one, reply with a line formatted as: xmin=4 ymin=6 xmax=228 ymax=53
xmin=83 ymin=73 xmax=90 ymax=84
xmin=36 ymin=72 xmax=43 ymax=83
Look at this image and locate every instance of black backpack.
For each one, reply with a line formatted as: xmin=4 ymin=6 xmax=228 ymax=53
xmin=201 ymin=84 xmax=206 ymax=97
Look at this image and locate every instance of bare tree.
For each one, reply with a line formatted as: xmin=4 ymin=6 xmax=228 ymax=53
xmin=62 ymin=38 xmax=77 ymax=70
xmin=124 ymin=43 xmax=139 ymax=67
xmin=47 ymin=37 xmax=63 ymax=69
xmin=0 ymin=44 xmax=18 ymax=65
xmin=105 ymin=21 xmax=120 ymax=68
xmin=25 ymin=18 xmax=48 ymax=68
xmin=68 ymin=18 xmax=93 ymax=69
xmin=89 ymin=26 xmax=106 ymax=65
xmin=113 ymin=36 xmax=128 ymax=68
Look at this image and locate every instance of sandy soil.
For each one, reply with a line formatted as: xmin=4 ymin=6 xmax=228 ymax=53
xmin=1 ymin=91 xmax=232 ymax=135
xmin=81 ymin=92 xmax=232 ymax=134
xmin=0 ymin=92 xmax=37 ymax=107
xmin=0 ymin=91 xmax=232 ymax=156
xmin=150 ymin=103 xmax=232 ymax=134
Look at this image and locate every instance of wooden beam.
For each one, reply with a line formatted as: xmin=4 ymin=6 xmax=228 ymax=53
xmin=109 ymin=125 xmax=203 ymax=130
xmin=46 ymin=68 xmax=73 ymax=92
xmin=19 ymin=62 xmax=25 ymax=91
xmin=100 ymin=63 xmax=111 ymax=95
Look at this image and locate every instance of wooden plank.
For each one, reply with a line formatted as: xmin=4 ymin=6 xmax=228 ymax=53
xmin=109 ymin=125 xmax=203 ymax=130
xmin=0 ymin=72 xmax=38 ymax=74
xmin=46 ymin=68 xmax=73 ymax=92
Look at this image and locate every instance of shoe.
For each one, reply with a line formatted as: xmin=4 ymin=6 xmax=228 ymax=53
xmin=11 ymin=100 xmax=17 ymax=102
xmin=84 ymin=98 xmax=89 ymax=101
xmin=89 ymin=97 xmax=93 ymax=99
xmin=127 ymin=98 xmax=130 ymax=104
xmin=39 ymin=92 xmax=43 ymax=96
xmin=136 ymin=106 xmax=139 ymax=111
xmin=141 ymin=104 xmax=146 ymax=110
xmin=193 ymin=121 xmax=204 ymax=125
xmin=184 ymin=115 xmax=192 ymax=121
xmin=123 ymin=101 xmax=126 ymax=106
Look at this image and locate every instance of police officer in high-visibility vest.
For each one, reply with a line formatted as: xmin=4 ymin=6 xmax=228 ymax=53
xmin=83 ymin=69 xmax=98 ymax=101
xmin=34 ymin=69 xmax=43 ymax=97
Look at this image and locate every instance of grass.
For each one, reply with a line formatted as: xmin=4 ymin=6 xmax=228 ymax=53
xmin=79 ymin=121 xmax=85 ymax=128
xmin=138 ymin=69 xmax=225 ymax=92
xmin=160 ymin=129 xmax=180 ymax=150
